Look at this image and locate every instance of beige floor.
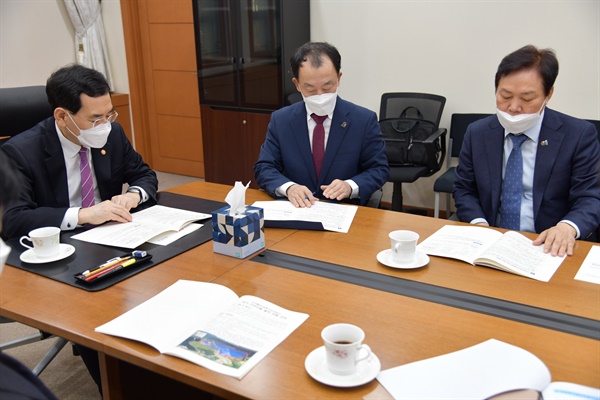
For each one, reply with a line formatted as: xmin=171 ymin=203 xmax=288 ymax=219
xmin=0 ymin=171 xmax=201 ymax=399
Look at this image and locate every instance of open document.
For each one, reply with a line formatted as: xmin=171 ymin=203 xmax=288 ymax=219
xmin=417 ymin=225 xmax=565 ymax=282
xmin=95 ymin=280 xmax=309 ymax=379
xmin=377 ymin=338 xmax=600 ymax=400
xmin=574 ymin=245 xmax=600 ymax=284
xmin=251 ymin=200 xmax=358 ymax=233
xmin=72 ymin=205 xmax=211 ymax=248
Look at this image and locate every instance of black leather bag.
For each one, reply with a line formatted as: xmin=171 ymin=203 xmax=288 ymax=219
xmin=380 ymin=106 xmax=441 ymax=167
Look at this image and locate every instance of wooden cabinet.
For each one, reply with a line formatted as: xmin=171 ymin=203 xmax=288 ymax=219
xmin=111 ymin=93 xmax=132 ymax=144
xmin=192 ymin=0 xmax=309 ymax=186
xmin=200 ymin=105 xmax=271 ymax=187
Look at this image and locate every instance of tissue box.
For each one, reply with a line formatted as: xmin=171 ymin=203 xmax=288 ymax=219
xmin=212 ymin=206 xmax=265 ymax=258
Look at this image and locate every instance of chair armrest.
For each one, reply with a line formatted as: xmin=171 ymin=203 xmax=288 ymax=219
xmin=421 ymin=128 xmax=447 ymax=175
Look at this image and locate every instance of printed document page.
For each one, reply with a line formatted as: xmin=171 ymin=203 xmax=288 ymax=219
xmin=417 ymin=225 xmax=503 ymax=264
xmin=252 ymin=200 xmax=358 ymax=233
xmin=574 ymin=245 xmax=600 ymax=284
xmin=96 ymin=280 xmax=309 ymax=379
xmin=72 ymin=206 xmax=210 ymax=248
xmin=377 ymin=339 xmax=551 ymax=400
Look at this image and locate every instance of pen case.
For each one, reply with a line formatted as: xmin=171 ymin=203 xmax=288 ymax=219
xmin=74 ymin=252 xmax=153 ymax=284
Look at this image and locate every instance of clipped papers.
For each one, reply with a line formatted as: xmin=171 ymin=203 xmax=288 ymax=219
xmin=251 ymin=200 xmax=358 ymax=233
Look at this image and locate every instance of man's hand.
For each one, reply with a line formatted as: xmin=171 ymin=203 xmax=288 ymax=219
xmin=475 ymin=221 xmax=490 ymax=227
xmin=321 ymin=179 xmax=351 ymax=201
xmin=111 ymin=192 xmax=140 ymax=211
xmin=532 ymin=222 xmax=577 ymax=257
xmin=78 ymin=200 xmax=133 ymax=225
xmin=287 ymin=184 xmax=317 ymax=208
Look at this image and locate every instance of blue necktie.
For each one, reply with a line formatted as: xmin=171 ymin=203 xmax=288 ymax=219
xmin=499 ymin=134 xmax=528 ymax=230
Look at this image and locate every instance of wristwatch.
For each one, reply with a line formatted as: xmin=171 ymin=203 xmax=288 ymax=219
xmin=127 ymin=187 xmax=143 ymax=205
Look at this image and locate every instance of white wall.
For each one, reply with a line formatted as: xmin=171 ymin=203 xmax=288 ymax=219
xmin=1 ymin=0 xmax=598 ymax=209
xmin=0 ymin=0 xmax=128 ymax=92
xmin=310 ymin=0 xmax=600 ymax=208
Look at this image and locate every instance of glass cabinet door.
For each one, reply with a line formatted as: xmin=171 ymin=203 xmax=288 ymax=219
xmin=238 ymin=0 xmax=282 ymax=110
xmin=195 ymin=0 xmax=239 ymax=107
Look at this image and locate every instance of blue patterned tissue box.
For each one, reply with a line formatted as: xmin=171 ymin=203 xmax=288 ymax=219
xmin=212 ymin=205 xmax=265 ymax=258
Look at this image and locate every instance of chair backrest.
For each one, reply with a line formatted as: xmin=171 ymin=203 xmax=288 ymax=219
xmin=379 ymin=93 xmax=446 ymax=127
xmin=0 ymin=86 xmax=53 ymax=145
xmin=449 ymin=113 xmax=492 ymax=157
xmin=584 ymin=119 xmax=600 ymax=143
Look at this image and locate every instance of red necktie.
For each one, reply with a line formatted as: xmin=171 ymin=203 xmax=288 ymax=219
xmin=79 ymin=148 xmax=95 ymax=208
xmin=311 ymin=113 xmax=327 ymax=179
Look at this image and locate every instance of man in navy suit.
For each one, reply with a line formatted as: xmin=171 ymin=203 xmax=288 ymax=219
xmin=1 ymin=64 xmax=158 ymax=240
xmin=454 ymin=45 xmax=600 ymax=257
xmin=254 ymin=42 xmax=389 ymax=208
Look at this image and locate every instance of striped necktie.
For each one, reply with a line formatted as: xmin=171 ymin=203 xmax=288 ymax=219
xmin=79 ymin=148 xmax=95 ymax=208
xmin=499 ymin=134 xmax=528 ymax=230
xmin=311 ymin=113 xmax=327 ymax=179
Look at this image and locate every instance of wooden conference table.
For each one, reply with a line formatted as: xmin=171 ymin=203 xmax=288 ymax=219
xmin=1 ymin=181 xmax=598 ymax=399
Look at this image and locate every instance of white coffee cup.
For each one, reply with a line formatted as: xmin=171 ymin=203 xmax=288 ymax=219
xmin=321 ymin=323 xmax=372 ymax=375
xmin=389 ymin=230 xmax=419 ymax=264
xmin=19 ymin=227 xmax=61 ymax=258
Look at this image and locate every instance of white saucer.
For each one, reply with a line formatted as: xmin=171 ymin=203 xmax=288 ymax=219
xmin=376 ymin=249 xmax=429 ymax=269
xmin=20 ymin=244 xmax=75 ymax=264
xmin=304 ymin=346 xmax=381 ymax=388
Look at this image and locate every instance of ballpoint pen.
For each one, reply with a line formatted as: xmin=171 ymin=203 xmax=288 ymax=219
xmin=84 ymin=258 xmax=137 ymax=282
xmin=82 ymin=256 xmax=131 ymax=276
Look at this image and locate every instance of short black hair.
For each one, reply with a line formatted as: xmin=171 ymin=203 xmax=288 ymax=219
xmin=495 ymin=45 xmax=559 ymax=96
xmin=46 ymin=64 xmax=111 ymax=113
xmin=0 ymin=151 xmax=22 ymax=208
xmin=290 ymin=42 xmax=341 ymax=79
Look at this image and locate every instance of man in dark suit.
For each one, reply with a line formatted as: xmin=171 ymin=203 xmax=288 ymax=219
xmin=454 ymin=45 xmax=600 ymax=257
xmin=1 ymin=64 xmax=158 ymax=240
xmin=254 ymin=42 xmax=389 ymax=208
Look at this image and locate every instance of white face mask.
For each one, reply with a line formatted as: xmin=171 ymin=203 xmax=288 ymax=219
xmin=303 ymin=91 xmax=338 ymax=117
xmin=496 ymin=99 xmax=546 ymax=134
xmin=0 ymin=237 xmax=11 ymax=275
xmin=66 ymin=113 xmax=112 ymax=148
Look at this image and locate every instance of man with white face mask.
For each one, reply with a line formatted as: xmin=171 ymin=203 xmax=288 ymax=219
xmin=254 ymin=42 xmax=389 ymax=207
xmin=454 ymin=45 xmax=600 ymax=256
xmin=1 ymin=64 xmax=158 ymax=240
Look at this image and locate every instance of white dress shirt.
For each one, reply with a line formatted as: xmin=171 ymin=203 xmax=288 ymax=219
xmin=471 ymin=110 xmax=580 ymax=237
xmin=55 ymin=123 xmax=148 ymax=230
xmin=275 ymin=101 xmax=359 ymax=198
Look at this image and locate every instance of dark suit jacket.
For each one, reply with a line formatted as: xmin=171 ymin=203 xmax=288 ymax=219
xmin=1 ymin=117 xmax=158 ymax=239
xmin=453 ymin=108 xmax=600 ymax=239
xmin=254 ymin=97 xmax=390 ymax=205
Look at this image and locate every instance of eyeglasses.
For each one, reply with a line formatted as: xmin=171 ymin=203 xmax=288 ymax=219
xmin=68 ymin=110 xmax=118 ymax=128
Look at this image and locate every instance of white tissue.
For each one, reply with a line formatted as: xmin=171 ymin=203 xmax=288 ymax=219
xmin=225 ymin=181 xmax=250 ymax=216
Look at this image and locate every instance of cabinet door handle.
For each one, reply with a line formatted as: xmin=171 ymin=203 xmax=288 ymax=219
xmin=242 ymin=120 xmax=247 ymax=125
xmin=240 ymin=57 xmax=245 ymax=64
xmin=232 ymin=57 xmax=237 ymax=64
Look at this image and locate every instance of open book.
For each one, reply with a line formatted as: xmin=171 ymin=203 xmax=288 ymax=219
xmin=377 ymin=338 xmax=599 ymax=400
xmin=95 ymin=280 xmax=309 ymax=379
xmin=72 ymin=205 xmax=211 ymax=248
xmin=417 ymin=225 xmax=565 ymax=282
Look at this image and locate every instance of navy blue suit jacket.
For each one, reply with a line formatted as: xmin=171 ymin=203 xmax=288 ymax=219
xmin=453 ymin=108 xmax=600 ymax=239
xmin=254 ymin=97 xmax=390 ymax=205
xmin=1 ymin=117 xmax=158 ymax=239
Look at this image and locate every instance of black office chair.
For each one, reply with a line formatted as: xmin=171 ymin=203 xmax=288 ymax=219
xmin=433 ymin=113 xmax=491 ymax=218
xmin=0 ymin=86 xmax=53 ymax=146
xmin=379 ymin=93 xmax=447 ymax=212
xmin=0 ymin=85 xmax=68 ymax=376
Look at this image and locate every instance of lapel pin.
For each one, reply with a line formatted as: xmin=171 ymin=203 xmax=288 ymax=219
xmin=341 ymin=122 xmax=347 ymax=128
xmin=101 ymin=149 xmax=107 ymax=155
xmin=540 ymin=140 xmax=548 ymax=147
